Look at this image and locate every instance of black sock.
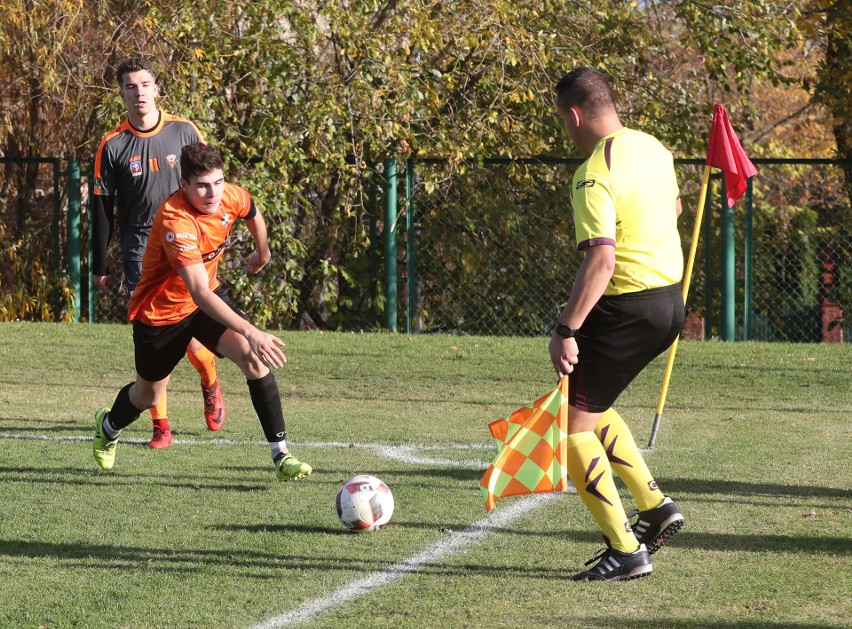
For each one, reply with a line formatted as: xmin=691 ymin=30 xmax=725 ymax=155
xmin=247 ymin=373 xmax=287 ymax=442
xmin=108 ymin=383 xmax=145 ymax=430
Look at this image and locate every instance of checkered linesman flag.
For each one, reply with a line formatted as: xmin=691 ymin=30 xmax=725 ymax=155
xmin=480 ymin=377 xmax=571 ymax=512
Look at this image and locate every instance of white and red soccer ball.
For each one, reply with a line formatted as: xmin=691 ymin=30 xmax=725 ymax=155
xmin=336 ymin=475 xmax=394 ymax=532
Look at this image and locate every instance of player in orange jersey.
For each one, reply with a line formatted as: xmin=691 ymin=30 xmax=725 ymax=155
xmin=92 ymin=142 xmax=312 ymax=481
xmin=92 ymin=57 xmax=226 ymax=448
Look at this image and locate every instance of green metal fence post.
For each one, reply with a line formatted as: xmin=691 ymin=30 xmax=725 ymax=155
xmin=704 ymin=177 xmax=714 ymax=339
xmin=67 ymin=159 xmax=81 ymax=322
xmin=383 ymin=158 xmax=398 ymax=331
xmin=720 ymin=178 xmax=736 ymax=341
xmin=405 ymin=158 xmax=415 ymax=335
xmin=52 ymin=159 xmax=62 ymax=321
xmin=743 ymin=178 xmax=754 ymax=340
xmin=87 ymin=168 xmax=96 ymax=322
xmin=368 ymin=172 xmax=378 ymax=328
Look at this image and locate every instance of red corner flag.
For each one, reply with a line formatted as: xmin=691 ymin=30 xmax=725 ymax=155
xmin=705 ymin=104 xmax=757 ymax=207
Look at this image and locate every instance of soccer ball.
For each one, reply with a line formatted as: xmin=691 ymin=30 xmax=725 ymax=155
xmin=335 ymin=475 xmax=394 ymax=532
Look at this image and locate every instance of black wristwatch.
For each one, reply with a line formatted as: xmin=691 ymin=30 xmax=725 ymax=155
xmin=555 ymin=322 xmax=579 ymax=339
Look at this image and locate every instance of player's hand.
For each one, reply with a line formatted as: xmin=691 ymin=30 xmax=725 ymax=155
xmin=246 ymin=328 xmax=287 ymax=369
xmin=549 ymin=334 xmax=579 ymax=379
xmin=242 ymin=251 xmax=270 ymax=275
xmin=92 ymin=274 xmax=110 ymax=294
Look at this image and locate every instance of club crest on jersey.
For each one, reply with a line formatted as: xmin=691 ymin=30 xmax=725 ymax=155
xmin=220 ymin=213 xmax=232 ymax=226
xmin=129 ymin=155 xmax=143 ymax=177
xmin=166 ymin=154 xmax=178 ymax=169
xmin=576 ymin=179 xmax=596 ymax=189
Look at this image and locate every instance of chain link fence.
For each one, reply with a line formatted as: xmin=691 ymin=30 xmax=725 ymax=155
xmin=0 ymin=157 xmax=74 ymax=322
xmin=407 ymin=158 xmax=851 ymax=341
xmin=1 ymin=156 xmax=849 ymax=342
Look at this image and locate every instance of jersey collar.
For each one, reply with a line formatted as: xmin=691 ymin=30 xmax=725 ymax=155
xmin=128 ymin=110 xmax=165 ymax=138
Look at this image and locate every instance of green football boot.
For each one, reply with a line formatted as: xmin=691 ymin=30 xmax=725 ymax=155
xmin=93 ymin=408 xmax=119 ymax=470
xmin=275 ymin=453 xmax=312 ymax=481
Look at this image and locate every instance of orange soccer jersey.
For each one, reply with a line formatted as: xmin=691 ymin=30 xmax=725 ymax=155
xmin=128 ymin=182 xmax=253 ymax=326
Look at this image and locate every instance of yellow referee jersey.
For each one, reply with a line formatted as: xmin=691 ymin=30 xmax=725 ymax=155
xmin=571 ymin=127 xmax=683 ymax=295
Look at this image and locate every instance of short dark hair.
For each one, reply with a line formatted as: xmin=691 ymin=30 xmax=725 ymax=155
xmin=180 ymin=142 xmax=224 ymax=180
xmin=116 ymin=57 xmax=157 ymax=86
xmin=554 ymin=67 xmax=615 ymax=117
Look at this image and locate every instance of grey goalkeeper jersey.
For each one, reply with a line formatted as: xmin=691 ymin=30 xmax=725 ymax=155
xmin=93 ymin=111 xmax=202 ymax=264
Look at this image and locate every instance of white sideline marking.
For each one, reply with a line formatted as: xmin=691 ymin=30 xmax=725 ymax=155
xmin=0 ymin=433 xmax=492 ymax=468
xmin=249 ymin=493 xmax=564 ymax=629
xmin=0 ymin=432 xmax=651 ymax=456
xmin=381 ymin=444 xmax=489 ymax=469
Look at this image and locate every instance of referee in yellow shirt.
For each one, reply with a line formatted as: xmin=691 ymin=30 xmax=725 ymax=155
xmin=549 ymin=67 xmax=685 ymax=581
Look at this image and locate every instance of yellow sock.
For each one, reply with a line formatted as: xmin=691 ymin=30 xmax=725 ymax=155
xmin=566 ymin=431 xmax=638 ymax=552
xmin=596 ymin=409 xmax=664 ymax=512
xmin=186 ymin=345 xmax=218 ymax=388
xmin=149 ymin=394 xmax=168 ymax=422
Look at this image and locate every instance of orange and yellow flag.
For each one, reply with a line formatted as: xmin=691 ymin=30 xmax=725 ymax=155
xmin=480 ymin=377 xmax=570 ymax=512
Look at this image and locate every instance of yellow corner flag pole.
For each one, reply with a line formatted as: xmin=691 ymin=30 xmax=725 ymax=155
xmin=648 ymin=165 xmax=712 ymax=448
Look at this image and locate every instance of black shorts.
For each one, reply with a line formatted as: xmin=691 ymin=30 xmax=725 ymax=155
xmin=132 ymin=287 xmax=248 ymax=382
xmin=569 ymin=283 xmax=684 ymax=413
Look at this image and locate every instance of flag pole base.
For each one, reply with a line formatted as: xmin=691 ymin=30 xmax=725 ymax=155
xmin=648 ymin=413 xmax=663 ymax=449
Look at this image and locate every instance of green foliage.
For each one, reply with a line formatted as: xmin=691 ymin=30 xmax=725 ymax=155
xmin=2 ymin=1 xmax=850 ymax=330
xmin=414 ymin=160 xmax=579 ymax=334
xmin=0 ymin=219 xmax=75 ymax=322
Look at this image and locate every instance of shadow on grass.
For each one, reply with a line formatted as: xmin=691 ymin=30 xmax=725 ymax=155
xmin=0 ymin=523 xmax=847 ymax=584
xmin=662 ymin=531 xmax=851 ymax=555
xmin=0 ymin=419 xmax=89 ymax=433
xmin=658 ymin=477 xmax=852 ymax=500
xmin=211 ymin=520 xmax=850 ymax=556
xmin=0 ymin=466 xmax=269 ymax=492
xmin=579 ymin=620 xmax=835 ymax=629
xmin=224 ymin=465 xmax=487 ymax=483
xmin=0 ymin=533 xmax=846 ymax=589
xmin=0 ymin=537 xmax=574 ymax=580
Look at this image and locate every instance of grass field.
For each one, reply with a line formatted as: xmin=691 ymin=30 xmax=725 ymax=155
xmin=0 ymin=322 xmax=850 ymax=628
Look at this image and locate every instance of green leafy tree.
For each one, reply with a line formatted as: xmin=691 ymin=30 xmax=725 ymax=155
xmin=2 ymin=0 xmax=849 ymax=330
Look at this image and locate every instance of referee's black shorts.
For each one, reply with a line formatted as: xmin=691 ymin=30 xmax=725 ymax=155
xmin=132 ymin=287 xmax=249 ymax=382
xmin=569 ymin=283 xmax=684 ymax=413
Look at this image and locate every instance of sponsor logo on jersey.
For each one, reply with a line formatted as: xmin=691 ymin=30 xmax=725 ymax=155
xmin=166 ymin=231 xmax=198 ymax=242
xmin=202 ymin=242 xmax=226 ymax=262
xmin=220 ymin=213 xmax=231 ymax=226
xmin=93 ymin=178 xmax=103 ymax=195
xmin=130 ymin=155 xmax=143 ymax=177
xmin=169 ymin=243 xmax=199 ymax=254
xmin=166 ymin=154 xmax=177 ymax=169
xmin=576 ymin=179 xmax=596 ymax=189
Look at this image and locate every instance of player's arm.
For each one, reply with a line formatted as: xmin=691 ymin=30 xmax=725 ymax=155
xmin=91 ymin=194 xmax=116 ymax=293
xmin=549 ymin=244 xmax=615 ymax=378
xmin=177 ymin=262 xmax=286 ymax=367
xmin=241 ymin=205 xmax=272 ymax=274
